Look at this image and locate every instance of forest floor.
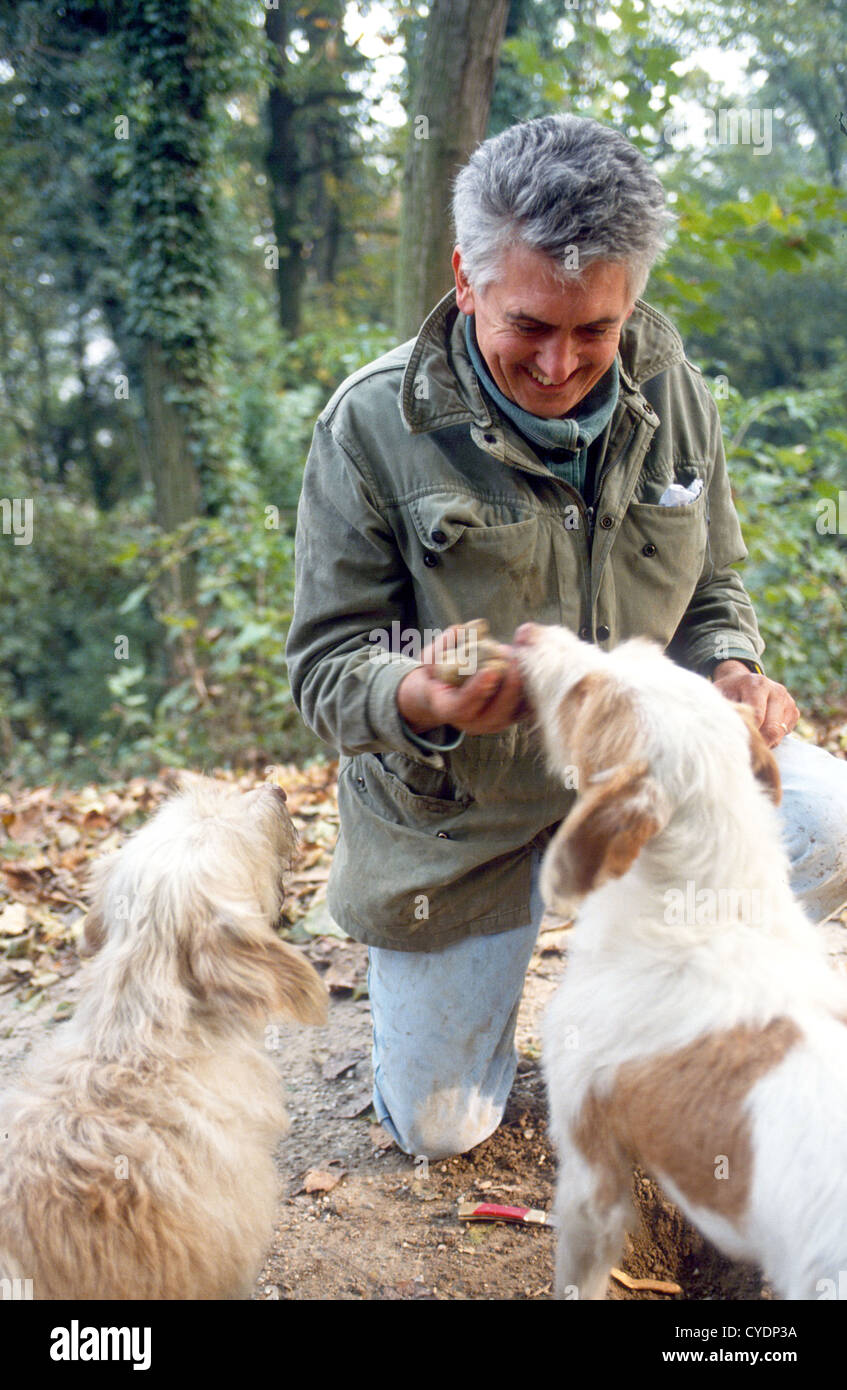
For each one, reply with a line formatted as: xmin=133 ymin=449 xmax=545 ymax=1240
xmin=1 ymin=718 xmax=846 ymax=1302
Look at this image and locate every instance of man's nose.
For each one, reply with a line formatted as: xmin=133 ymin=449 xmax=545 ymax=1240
xmin=535 ymin=334 xmax=579 ymax=382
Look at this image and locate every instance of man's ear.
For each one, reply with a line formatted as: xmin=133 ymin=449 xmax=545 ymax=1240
xmin=733 ymin=703 xmax=782 ymax=805
xmin=452 ymin=246 xmax=475 ymax=315
xmin=540 ymin=761 xmax=669 ymax=907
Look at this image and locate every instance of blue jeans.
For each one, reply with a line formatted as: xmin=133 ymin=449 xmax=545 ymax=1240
xmin=368 ymin=734 xmax=847 ymax=1159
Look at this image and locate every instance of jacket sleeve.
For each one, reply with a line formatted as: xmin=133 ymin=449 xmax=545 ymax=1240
xmin=284 ymin=414 xmax=456 ymax=766
xmin=666 ymin=388 xmax=766 ymax=677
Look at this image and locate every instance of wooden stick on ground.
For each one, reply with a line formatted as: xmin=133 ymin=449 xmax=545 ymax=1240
xmin=610 ymin=1267 xmax=682 ymax=1295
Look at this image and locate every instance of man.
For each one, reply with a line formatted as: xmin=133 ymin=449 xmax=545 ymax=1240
xmin=286 ymin=114 xmax=847 ymax=1159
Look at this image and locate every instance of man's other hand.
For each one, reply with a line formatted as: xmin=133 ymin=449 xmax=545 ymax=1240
xmin=711 ymin=660 xmax=799 ymax=747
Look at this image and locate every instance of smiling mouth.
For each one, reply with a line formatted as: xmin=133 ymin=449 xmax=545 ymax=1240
xmin=523 ymin=364 xmax=571 ymax=388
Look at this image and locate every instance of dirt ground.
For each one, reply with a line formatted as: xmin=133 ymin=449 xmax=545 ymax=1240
xmin=3 ymin=906 xmax=846 ymax=1302
xmin=254 ymin=925 xmax=772 ymax=1303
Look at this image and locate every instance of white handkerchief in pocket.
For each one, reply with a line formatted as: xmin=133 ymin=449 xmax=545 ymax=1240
xmin=658 ymin=477 xmax=703 ymax=507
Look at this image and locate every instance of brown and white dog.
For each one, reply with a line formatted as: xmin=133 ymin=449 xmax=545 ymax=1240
xmin=0 ymin=775 xmax=327 ymax=1299
xmin=514 ymin=623 xmax=847 ymax=1301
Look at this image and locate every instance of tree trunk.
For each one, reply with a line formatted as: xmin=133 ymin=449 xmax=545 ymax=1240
xmin=139 ymin=336 xmax=201 ymax=619
xmin=118 ymin=0 xmax=230 ymax=677
xmin=308 ymin=121 xmax=344 ymax=287
xmin=395 ymin=0 xmax=510 ymax=340
xmin=265 ymin=3 xmax=307 ymax=336
xmin=21 ymin=304 xmax=54 ymax=479
xmin=264 ymin=1 xmax=357 ymax=332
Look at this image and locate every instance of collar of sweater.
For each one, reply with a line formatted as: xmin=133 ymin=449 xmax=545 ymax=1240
xmin=463 ymin=313 xmax=619 ymax=453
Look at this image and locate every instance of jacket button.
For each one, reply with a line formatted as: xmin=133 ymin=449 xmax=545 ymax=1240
xmin=356 ymin=776 xmax=365 ymax=790
xmin=436 ymin=830 xmax=450 ymax=839
xmin=599 ymin=514 xmax=614 ymax=529
xmin=431 ymin=529 xmax=447 ymax=545
xmin=579 ymin=626 xmax=591 ymax=641
xmin=597 ymin=625 xmax=610 ymax=641
xmin=423 ymin=552 xmax=438 ymax=567
xmin=642 ymin=542 xmax=657 ymax=557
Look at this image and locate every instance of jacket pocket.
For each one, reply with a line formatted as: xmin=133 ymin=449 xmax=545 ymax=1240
xmin=329 ymin=750 xmax=573 ymax=945
xmin=406 ymin=494 xmax=549 ymax=638
xmin=360 ymin=750 xmax=473 ymax=815
xmin=611 ymin=488 xmax=709 ymax=645
xmin=330 ymin=753 xmax=479 ymax=942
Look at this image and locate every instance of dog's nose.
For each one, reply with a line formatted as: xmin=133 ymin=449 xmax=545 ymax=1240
xmin=513 ymin=623 xmax=539 ymax=647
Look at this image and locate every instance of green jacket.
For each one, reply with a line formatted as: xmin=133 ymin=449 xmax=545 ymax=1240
xmin=286 ymin=290 xmax=764 ymax=950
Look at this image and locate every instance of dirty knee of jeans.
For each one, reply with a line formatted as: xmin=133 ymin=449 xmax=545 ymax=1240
xmin=399 ymin=1088 xmax=503 ymax=1160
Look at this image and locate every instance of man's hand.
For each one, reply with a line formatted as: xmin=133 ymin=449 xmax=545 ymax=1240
xmin=397 ymin=624 xmax=526 ymax=736
xmin=710 ymin=660 xmax=799 ymax=747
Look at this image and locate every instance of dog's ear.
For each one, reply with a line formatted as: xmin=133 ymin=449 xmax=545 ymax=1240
xmin=263 ymin=935 xmax=328 ymax=1025
xmin=733 ymin=703 xmax=782 ymax=805
xmin=185 ymin=921 xmax=328 ymax=1025
xmin=541 ymin=760 xmax=669 ymax=905
xmin=553 ymin=670 xmax=645 ymax=783
xmin=80 ymin=854 xmax=114 ymax=956
xmin=80 ymin=904 xmax=107 ymax=956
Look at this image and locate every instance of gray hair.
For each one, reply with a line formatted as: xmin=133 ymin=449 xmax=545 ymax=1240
xmin=452 ymin=114 xmax=670 ymax=301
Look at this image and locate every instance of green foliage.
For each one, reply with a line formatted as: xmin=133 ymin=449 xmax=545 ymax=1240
xmin=221 ymin=285 xmax=395 ymax=507
xmin=650 ymin=180 xmax=847 ymax=355
xmin=689 ymin=0 xmax=847 ymax=185
xmin=1 ymin=307 xmax=395 ymax=784
xmin=491 ymin=0 xmax=687 ymax=144
xmin=2 ymin=0 xmax=847 ymax=788
xmin=90 ymin=504 xmax=325 ymax=779
xmin=0 ymin=472 xmax=162 ymax=783
xmin=719 ymin=385 xmax=847 ymax=711
xmin=1 ymin=488 xmax=326 ymax=784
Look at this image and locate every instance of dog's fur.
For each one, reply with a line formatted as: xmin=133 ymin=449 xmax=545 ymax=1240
xmin=515 ymin=623 xmax=847 ymax=1301
xmin=0 ymin=775 xmax=327 ymax=1300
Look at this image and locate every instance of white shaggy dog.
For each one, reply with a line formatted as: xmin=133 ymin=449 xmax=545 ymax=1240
xmin=514 ymin=622 xmax=847 ymax=1301
xmin=0 ymin=775 xmax=327 ymax=1300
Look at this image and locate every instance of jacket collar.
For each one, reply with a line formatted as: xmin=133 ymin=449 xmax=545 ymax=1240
xmin=400 ymin=288 xmax=686 ymax=435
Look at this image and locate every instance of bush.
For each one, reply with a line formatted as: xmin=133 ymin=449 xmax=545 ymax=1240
xmin=720 ymin=385 xmax=847 ymax=713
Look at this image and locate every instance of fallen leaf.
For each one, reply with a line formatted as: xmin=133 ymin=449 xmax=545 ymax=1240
xmin=1 ymin=935 xmax=32 ymax=958
xmin=390 ymin=1278 xmax=434 ymax=1299
xmin=369 ymin=1124 xmax=394 ymax=1151
xmin=340 ymin=1089 xmax=373 ymax=1119
xmin=295 ymin=845 xmax=330 ymax=871
xmin=324 ymin=962 xmax=356 ymax=994
xmin=298 ymin=1168 xmax=346 ymax=1194
xmin=321 ymin=1052 xmax=359 ymax=1080
xmin=291 ymin=867 xmax=331 ymax=885
xmin=0 ymin=904 xmax=28 ymax=937
xmin=30 ymin=970 xmax=60 ymax=988
xmin=294 ymin=800 xmax=338 ymax=820
xmin=299 ymin=898 xmax=348 ymax=940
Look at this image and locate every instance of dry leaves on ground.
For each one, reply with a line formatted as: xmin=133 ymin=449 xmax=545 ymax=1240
xmin=0 ymin=762 xmax=341 ymax=1005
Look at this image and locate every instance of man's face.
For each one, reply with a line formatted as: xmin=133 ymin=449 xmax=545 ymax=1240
xmin=453 ymin=242 xmax=634 ymax=418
